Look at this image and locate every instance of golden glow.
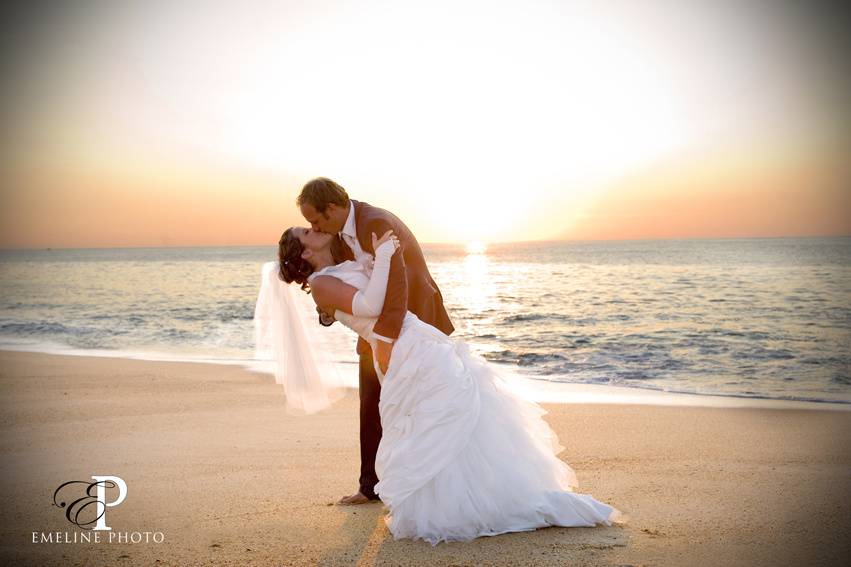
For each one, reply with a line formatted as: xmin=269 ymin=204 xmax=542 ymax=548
xmin=563 ymin=138 xmax=851 ymax=241
xmin=466 ymin=242 xmax=487 ymax=255
xmin=1 ymin=1 xmax=847 ymax=248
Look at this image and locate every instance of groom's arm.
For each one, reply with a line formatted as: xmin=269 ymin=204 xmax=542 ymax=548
xmin=364 ymin=218 xmax=408 ymax=342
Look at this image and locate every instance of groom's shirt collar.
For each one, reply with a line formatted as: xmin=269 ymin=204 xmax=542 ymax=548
xmin=340 ymin=201 xmax=367 ymax=262
xmin=341 ymin=201 xmax=357 ymax=242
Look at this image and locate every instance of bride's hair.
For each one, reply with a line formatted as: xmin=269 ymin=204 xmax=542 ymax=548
xmin=278 ymin=228 xmax=314 ymax=292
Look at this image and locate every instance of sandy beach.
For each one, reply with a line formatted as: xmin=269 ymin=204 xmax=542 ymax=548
xmin=1 ymin=350 xmax=849 ymax=566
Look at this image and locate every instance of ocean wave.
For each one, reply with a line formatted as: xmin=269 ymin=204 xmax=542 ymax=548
xmin=482 ymin=350 xmax=570 ymax=366
xmin=500 ymin=313 xmax=596 ymax=326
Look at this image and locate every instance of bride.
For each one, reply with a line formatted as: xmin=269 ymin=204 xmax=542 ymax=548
xmin=260 ymin=225 xmax=627 ymax=545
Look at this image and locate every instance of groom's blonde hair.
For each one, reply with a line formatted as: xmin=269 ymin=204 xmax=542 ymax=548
xmin=297 ymin=177 xmax=350 ymax=214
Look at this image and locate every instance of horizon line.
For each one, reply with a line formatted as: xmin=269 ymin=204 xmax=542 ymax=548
xmin=1 ymin=233 xmax=849 ymax=253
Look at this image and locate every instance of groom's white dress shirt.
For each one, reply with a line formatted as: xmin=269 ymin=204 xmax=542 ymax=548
xmin=340 ymin=202 xmax=394 ymax=345
xmin=341 ymin=202 xmax=370 ymax=265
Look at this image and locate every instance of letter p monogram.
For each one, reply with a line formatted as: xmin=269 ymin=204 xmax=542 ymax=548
xmin=90 ymin=475 xmax=128 ymax=531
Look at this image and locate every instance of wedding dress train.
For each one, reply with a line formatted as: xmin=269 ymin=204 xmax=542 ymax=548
xmin=306 ymin=259 xmax=626 ymax=545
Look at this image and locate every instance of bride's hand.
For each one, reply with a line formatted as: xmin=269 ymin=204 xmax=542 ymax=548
xmin=372 ymin=230 xmax=400 ymax=254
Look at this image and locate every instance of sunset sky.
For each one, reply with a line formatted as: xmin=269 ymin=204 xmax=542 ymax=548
xmin=1 ymin=0 xmax=848 ymax=248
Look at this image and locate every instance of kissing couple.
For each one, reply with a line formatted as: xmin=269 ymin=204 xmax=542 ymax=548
xmin=255 ymin=177 xmax=627 ymax=545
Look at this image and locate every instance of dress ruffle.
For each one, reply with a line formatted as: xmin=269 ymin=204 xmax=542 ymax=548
xmin=374 ymin=315 xmax=626 ymax=545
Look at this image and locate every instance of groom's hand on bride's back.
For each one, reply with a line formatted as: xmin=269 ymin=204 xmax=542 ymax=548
xmin=317 ymin=306 xmax=336 ymax=327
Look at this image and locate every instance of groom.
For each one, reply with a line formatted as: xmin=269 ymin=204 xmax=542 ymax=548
xmin=297 ymin=177 xmax=455 ymax=504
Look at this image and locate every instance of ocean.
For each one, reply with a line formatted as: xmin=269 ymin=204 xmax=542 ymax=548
xmin=1 ymin=237 xmax=849 ymax=405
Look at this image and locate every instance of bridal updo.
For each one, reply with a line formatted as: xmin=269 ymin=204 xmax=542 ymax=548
xmin=278 ymin=228 xmax=314 ymax=292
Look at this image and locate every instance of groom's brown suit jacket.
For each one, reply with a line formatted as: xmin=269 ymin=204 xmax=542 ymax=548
xmin=331 ymin=200 xmax=455 ymax=354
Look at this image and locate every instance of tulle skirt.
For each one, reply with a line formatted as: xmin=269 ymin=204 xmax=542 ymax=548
xmin=374 ymin=314 xmax=627 ymax=545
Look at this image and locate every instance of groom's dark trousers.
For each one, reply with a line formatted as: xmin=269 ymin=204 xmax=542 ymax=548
xmin=330 ymin=200 xmax=454 ymax=499
xmin=357 ymin=348 xmax=382 ymax=497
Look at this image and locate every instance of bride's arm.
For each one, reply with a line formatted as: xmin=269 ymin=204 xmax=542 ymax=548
xmin=309 ymin=276 xmax=357 ymax=316
xmin=310 ymin=235 xmax=399 ymax=317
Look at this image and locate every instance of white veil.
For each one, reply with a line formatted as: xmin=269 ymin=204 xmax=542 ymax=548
xmin=253 ymin=261 xmax=349 ymax=414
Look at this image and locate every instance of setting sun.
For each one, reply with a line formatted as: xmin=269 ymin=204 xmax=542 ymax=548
xmin=465 ymin=241 xmax=488 ymax=255
xmin=0 ymin=0 xmax=847 ymax=249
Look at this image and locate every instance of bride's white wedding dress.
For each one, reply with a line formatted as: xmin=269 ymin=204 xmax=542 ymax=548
xmin=308 ymin=259 xmax=626 ymax=546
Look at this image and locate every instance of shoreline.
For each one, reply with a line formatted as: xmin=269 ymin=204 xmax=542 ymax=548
xmin=1 ymin=350 xmax=850 ymax=566
xmin=1 ymin=345 xmax=849 ymax=412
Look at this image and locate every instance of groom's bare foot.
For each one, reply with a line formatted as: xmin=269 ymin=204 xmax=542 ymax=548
xmin=337 ymin=491 xmax=377 ymax=505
